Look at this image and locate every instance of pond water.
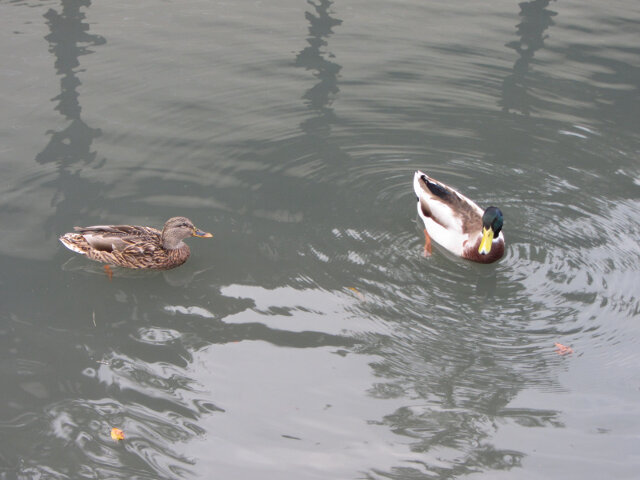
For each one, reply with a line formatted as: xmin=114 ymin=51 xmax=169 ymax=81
xmin=1 ymin=0 xmax=639 ymax=479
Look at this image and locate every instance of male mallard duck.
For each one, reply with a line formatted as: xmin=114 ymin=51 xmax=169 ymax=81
xmin=59 ymin=216 xmax=213 ymax=270
xmin=413 ymin=171 xmax=504 ymax=263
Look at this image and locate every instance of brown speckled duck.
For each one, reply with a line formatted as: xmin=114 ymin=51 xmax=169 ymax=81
xmin=59 ymin=216 xmax=213 ymax=270
xmin=413 ymin=171 xmax=504 ymax=263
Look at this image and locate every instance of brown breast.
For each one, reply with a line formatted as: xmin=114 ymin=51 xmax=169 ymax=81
xmin=162 ymin=244 xmax=191 ymax=270
xmin=463 ymin=238 xmax=505 ymax=264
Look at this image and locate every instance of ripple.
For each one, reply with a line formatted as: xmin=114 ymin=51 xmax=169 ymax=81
xmin=0 ymin=165 xmax=64 ymax=259
xmin=134 ymin=327 xmax=183 ymax=345
xmin=0 ymin=396 xmax=203 ymax=479
xmin=2 ymin=0 xmax=640 ymax=478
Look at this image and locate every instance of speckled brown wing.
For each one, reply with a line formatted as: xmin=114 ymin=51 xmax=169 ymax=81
xmin=85 ymin=244 xmax=190 ymax=270
xmin=74 ymin=225 xmax=161 ymax=243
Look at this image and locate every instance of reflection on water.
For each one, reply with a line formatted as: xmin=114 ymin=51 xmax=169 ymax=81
xmin=295 ymin=0 xmax=342 ymax=138
xmin=288 ymin=0 xmax=350 ymax=185
xmin=1 ymin=2 xmax=216 ymax=478
xmin=501 ymin=0 xmax=557 ymax=115
xmin=1 ymin=0 xmax=640 ymax=478
xmin=38 ymin=1 xmax=105 ymax=236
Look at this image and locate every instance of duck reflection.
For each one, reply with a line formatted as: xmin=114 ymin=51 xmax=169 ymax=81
xmin=36 ymin=0 xmax=105 ymax=236
xmin=501 ymin=0 xmax=557 ymax=115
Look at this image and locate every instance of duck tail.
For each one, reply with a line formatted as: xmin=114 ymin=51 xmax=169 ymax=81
xmin=59 ymin=233 xmax=89 ymax=255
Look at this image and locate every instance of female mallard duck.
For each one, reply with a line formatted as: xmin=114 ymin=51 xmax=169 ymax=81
xmin=413 ymin=171 xmax=504 ymax=263
xmin=59 ymin=217 xmax=213 ymax=270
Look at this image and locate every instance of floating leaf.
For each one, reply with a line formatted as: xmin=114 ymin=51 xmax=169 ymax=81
xmin=347 ymin=287 xmax=366 ymax=301
xmin=554 ymin=343 xmax=574 ymax=355
xmin=110 ymin=427 xmax=125 ymax=441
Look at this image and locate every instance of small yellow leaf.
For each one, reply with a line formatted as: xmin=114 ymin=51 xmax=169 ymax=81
xmin=348 ymin=287 xmax=366 ymax=301
xmin=110 ymin=427 xmax=125 ymax=441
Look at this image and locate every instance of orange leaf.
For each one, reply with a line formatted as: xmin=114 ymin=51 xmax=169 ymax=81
xmin=348 ymin=287 xmax=365 ymax=301
xmin=110 ymin=427 xmax=125 ymax=441
xmin=554 ymin=343 xmax=574 ymax=355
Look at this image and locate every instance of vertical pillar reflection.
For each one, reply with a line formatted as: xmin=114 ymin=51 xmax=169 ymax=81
xmin=36 ymin=0 xmax=106 ymax=235
xmin=501 ymin=0 xmax=557 ymax=115
xmin=294 ymin=0 xmax=342 ymax=138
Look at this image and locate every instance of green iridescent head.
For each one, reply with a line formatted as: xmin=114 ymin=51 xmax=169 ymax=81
xmin=478 ymin=207 xmax=503 ymax=255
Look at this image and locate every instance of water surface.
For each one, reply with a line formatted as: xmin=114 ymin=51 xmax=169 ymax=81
xmin=1 ymin=0 xmax=639 ymax=479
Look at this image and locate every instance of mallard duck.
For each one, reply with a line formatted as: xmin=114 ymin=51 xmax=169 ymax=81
xmin=413 ymin=171 xmax=504 ymax=263
xmin=59 ymin=217 xmax=213 ymax=270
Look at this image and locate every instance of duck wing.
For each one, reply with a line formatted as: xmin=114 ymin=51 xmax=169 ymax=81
xmin=73 ymin=225 xmax=161 ymax=253
xmin=414 ymin=171 xmax=483 ymax=235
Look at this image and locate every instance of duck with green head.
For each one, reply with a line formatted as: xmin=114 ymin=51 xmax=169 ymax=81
xmin=413 ymin=171 xmax=504 ymax=263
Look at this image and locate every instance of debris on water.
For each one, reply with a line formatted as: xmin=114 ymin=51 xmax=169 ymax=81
xmin=347 ymin=287 xmax=366 ymax=301
xmin=554 ymin=342 xmax=574 ymax=355
xmin=110 ymin=427 xmax=125 ymax=441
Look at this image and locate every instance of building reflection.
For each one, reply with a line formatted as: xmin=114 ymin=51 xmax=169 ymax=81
xmin=501 ymin=0 xmax=557 ymax=115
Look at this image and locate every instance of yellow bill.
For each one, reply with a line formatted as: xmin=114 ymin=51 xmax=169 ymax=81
xmin=478 ymin=227 xmax=494 ymax=255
